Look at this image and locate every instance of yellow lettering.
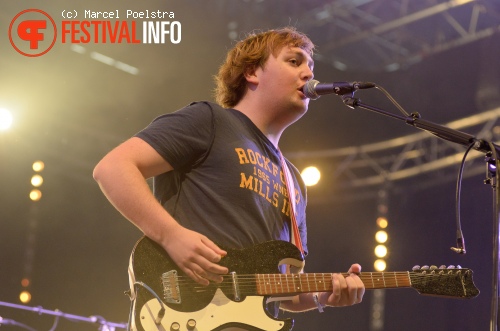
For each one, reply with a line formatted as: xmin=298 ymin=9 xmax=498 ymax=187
xmin=263 ymin=157 xmax=272 ymax=173
xmin=247 ymin=149 xmax=257 ymax=165
xmin=272 ymin=163 xmax=279 ymax=176
xmin=239 ymin=173 xmax=253 ymax=189
xmin=255 ymin=152 xmax=264 ymax=167
xmin=235 ymin=148 xmax=249 ymax=164
xmin=272 ymin=192 xmax=279 ymax=207
xmin=281 ymin=198 xmax=290 ymax=216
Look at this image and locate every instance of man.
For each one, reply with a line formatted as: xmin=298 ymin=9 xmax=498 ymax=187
xmin=93 ymin=27 xmax=364 ymax=327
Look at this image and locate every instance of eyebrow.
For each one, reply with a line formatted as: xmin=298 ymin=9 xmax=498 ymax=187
xmin=290 ymin=49 xmax=314 ymax=70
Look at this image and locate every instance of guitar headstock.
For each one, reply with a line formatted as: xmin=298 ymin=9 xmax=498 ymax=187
xmin=409 ymin=265 xmax=479 ymax=299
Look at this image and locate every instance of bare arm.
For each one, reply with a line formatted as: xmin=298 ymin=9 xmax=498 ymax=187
xmin=93 ymin=137 xmax=228 ymax=285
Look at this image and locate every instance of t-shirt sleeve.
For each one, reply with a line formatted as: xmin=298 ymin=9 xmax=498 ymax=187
xmin=135 ymin=102 xmax=214 ymax=171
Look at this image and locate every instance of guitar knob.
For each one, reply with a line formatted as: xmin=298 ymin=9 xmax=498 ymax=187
xmin=447 ymin=265 xmax=456 ymax=269
xmin=170 ymin=322 xmax=180 ymax=331
xmin=439 ymin=265 xmax=447 ymax=269
xmin=187 ymin=319 xmax=197 ymax=330
xmin=421 ymin=265 xmax=429 ymax=270
xmin=412 ymin=265 xmax=420 ymax=271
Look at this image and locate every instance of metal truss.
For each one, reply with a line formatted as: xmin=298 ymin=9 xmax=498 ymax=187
xmin=301 ymin=0 xmax=500 ymax=71
xmin=287 ymin=107 xmax=500 ymax=189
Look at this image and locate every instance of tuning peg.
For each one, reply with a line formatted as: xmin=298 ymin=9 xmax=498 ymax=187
xmin=457 ymin=265 xmax=462 ymax=269
xmin=421 ymin=265 xmax=430 ymax=270
xmin=412 ymin=265 xmax=421 ymax=271
xmin=447 ymin=265 xmax=456 ymax=269
xmin=439 ymin=265 xmax=447 ymax=269
xmin=430 ymin=265 xmax=438 ymax=270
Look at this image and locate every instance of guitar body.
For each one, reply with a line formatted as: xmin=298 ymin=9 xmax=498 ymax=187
xmin=129 ymin=237 xmax=304 ymax=331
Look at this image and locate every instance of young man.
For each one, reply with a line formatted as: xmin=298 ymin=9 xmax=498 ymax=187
xmin=93 ymin=27 xmax=364 ymax=325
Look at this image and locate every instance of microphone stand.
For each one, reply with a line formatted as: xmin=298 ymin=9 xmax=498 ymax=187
xmin=340 ymin=94 xmax=500 ymax=331
xmin=0 ymin=300 xmax=127 ymax=330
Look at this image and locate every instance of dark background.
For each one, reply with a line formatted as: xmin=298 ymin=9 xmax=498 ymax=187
xmin=1 ymin=1 xmax=499 ymax=330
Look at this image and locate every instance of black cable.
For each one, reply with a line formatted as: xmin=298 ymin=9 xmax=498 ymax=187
xmin=451 ymin=142 xmax=476 ymax=254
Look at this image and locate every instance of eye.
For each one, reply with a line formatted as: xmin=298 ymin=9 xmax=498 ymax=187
xmin=289 ymin=58 xmax=299 ymax=66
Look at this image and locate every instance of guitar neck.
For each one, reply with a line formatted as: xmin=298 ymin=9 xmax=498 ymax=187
xmin=255 ymin=272 xmax=410 ymax=295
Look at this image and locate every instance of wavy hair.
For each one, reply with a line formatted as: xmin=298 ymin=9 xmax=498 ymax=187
xmin=214 ymin=27 xmax=315 ymax=108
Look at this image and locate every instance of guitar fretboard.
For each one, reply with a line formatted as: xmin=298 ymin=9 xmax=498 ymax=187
xmin=255 ymin=272 xmax=411 ymax=295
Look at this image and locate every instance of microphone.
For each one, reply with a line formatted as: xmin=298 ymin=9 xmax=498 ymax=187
xmin=303 ymin=79 xmax=376 ymax=100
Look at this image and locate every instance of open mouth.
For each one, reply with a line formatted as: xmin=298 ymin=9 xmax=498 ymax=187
xmin=297 ymin=87 xmax=307 ymax=99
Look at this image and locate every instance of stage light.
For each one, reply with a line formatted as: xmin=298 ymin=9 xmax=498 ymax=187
xmin=19 ymin=291 xmax=31 ymax=304
xmin=375 ymin=230 xmax=388 ymax=243
xmin=374 ymin=259 xmax=386 ymax=271
xmin=31 ymin=174 xmax=43 ymax=187
xmin=301 ymin=166 xmax=321 ymax=186
xmin=21 ymin=278 xmax=30 ymax=287
xmin=29 ymin=189 xmax=42 ymax=201
xmin=376 ymin=217 xmax=388 ymax=228
xmin=0 ymin=108 xmax=13 ymax=131
xmin=375 ymin=245 xmax=388 ymax=258
xmin=33 ymin=161 xmax=45 ymax=172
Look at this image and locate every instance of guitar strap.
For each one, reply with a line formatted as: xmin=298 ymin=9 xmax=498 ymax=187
xmin=278 ymin=150 xmax=305 ymax=256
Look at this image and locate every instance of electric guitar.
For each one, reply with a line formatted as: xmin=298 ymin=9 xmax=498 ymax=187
xmin=127 ymin=236 xmax=479 ymax=331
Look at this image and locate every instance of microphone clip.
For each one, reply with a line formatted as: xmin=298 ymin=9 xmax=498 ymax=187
xmin=341 ymin=93 xmax=358 ymax=109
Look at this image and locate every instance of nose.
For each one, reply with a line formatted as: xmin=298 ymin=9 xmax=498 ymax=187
xmin=302 ymin=65 xmax=314 ymax=81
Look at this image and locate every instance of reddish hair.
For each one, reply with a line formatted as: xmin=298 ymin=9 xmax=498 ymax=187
xmin=214 ymin=27 xmax=315 ymax=108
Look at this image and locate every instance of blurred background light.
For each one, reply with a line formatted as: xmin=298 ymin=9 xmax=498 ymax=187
xmin=374 ymin=259 xmax=387 ymax=272
xmin=375 ymin=244 xmax=388 ymax=258
xmin=301 ymin=166 xmax=321 ymax=186
xmin=376 ymin=217 xmax=388 ymax=228
xmin=32 ymin=161 xmax=45 ymax=172
xmin=31 ymin=174 xmax=43 ymax=187
xmin=375 ymin=230 xmax=388 ymax=243
xmin=29 ymin=189 xmax=42 ymax=201
xmin=0 ymin=108 xmax=13 ymax=131
xmin=19 ymin=291 xmax=31 ymax=304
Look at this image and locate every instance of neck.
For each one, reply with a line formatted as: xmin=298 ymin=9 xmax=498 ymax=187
xmin=233 ymin=99 xmax=296 ymax=148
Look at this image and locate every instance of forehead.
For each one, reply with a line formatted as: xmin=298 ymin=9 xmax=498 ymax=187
xmin=279 ymin=46 xmax=314 ymax=69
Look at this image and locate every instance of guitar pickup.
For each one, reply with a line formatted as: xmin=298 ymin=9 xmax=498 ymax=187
xmin=162 ymin=270 xmax=181 ymax=304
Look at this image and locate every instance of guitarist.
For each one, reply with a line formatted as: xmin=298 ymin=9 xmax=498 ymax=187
xmin=93 ymin=27 xmax=365 ymax=326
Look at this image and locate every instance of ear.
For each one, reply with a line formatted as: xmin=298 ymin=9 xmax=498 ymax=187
xmin=244 ymin=65 xmax=260 ymax=85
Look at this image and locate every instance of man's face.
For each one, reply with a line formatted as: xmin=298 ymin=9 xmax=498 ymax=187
xmin=253 ymin=45 xmax=315 ymax=115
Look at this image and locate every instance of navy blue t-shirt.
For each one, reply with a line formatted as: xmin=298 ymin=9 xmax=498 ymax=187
xmin=135 ymin=101 xmax=308 ymax=254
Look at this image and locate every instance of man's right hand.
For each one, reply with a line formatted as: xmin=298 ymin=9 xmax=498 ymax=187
xmin=161 ymin=224 xmax=229 ymax=286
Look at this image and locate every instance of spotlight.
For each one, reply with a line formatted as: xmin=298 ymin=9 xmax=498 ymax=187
xmin=376 ymin=217 xmax=388 ymax=228
xmin=19 ymin=291 xmax=32 ymax=304
xmin=375 ymin=230 xmax=388 ymax=243
xmin=32 ymin=161 xmax=45 ymax=172
xmin=374 ymin=259 xmax=387 ymax=271
xmin=301 ymin=166 xmax=321 ymax=186
xmin=375 ymin=245 xmax=388 ymax=258
xmin=0 ymin=108 xmax=13 ymax=131
xmin=31 ymin=174 xmax=43 ymax=187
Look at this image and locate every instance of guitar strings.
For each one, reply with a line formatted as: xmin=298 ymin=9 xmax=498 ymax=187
xmin=161 ymin=272 xmax=469 ymax=294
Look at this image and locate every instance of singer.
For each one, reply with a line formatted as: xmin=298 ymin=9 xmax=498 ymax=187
xmin=93 ymin=27 xmax=364 ymax=330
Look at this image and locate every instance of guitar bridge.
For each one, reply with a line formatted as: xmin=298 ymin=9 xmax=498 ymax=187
xmin=162 ymin=270 xmax=181 ymax=304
